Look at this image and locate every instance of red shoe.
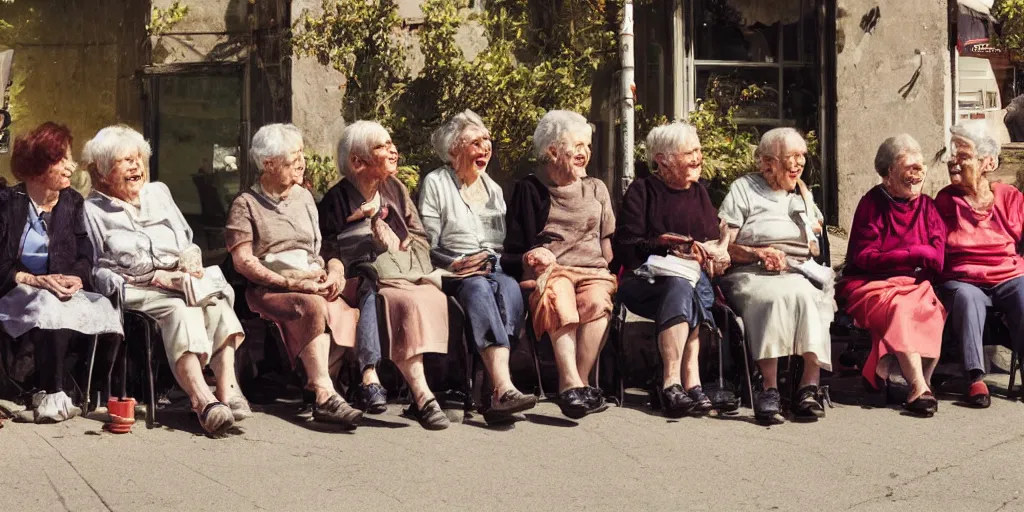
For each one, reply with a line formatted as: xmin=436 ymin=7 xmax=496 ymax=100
xmin=966 ymin=380 xmax=991 ymax=409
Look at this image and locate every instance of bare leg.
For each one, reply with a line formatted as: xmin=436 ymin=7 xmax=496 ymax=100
xmin=395 ymin=354 xmax=434 ymax=408
xmin=896 ymin=352 xmax=930 ymax=402
xmin=551 ymin=324 xmax=584 ymax=392
xmin=681 ymin=327 xmax=702 ymax=390
xmin=758 ymin=358 xmax=779 ymax=389
xmin=297 ymin=333 xmax=341 ymax=405
xmin=575 ymin=317 xmax=609 ymax=387
xmin=922 ymin=356 xmax=939 ymax=387
xmin=175 ymin=353 xmax=218 ymax=413
xmin=799 ymin=353 xmax=821 ymax=388
xmin=482 ymin=346 xmax=516 ymax=396
xmin=658 ymin=323 xmax=687 ymax=388
xmin=211 ymin=333 xmax=244 ymax=402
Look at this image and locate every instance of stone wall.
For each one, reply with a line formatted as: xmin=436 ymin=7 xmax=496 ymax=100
xmin=150 ymin=0 xmax=249 ymax=64
xmin=834 ymin=0 xmax=953 ymax=230
xmin=0 ymin=0 xmax=145 ymax=183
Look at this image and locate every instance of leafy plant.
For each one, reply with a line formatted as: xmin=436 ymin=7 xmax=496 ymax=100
xmin=303 ymin=152 xmax=338 ymax=197
xmin=993 ymin=0 xmax=1024 ymax=62
xmin=147 ymin=1 xmax=190 ymax=36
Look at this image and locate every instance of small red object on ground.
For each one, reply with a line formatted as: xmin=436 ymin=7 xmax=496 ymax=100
xmin=106 ymin=397 xmax=137 ymax=434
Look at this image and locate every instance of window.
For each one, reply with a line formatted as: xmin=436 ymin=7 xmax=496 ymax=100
xmin=689 ymin=0 xmax=820 ymax=135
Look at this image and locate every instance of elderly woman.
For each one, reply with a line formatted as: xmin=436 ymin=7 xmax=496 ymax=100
xmin=0 ymin=122 xmax=121 ymax=423
xmin=318 ymin=120 xmax=451 ymax=430
xmin=418 ymin=110 xmax=537 ymax=422
xmin=226 ymin=123 xmax=362 ymax=429
xmin=935 ymin=122 xmax=1024 ymax=409
xmin=614 ymin=122 xmax=730 ymax=418
xmin=838 ymin=134 xmax=946 ymax=416
xmin=504 ymin=110 xmax=616 ymax=420
xmin=83 ymin=125 xmax=247 ymax=436
xmin=719 ymin=127 xmax=833 ymax=423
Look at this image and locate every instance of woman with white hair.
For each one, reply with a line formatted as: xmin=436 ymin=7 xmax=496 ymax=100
xmin=613 ymin=121 xmax=731 ymax=417
xmin=718 ymin=127 xmax=833 ymax=423
xmin=225 ymin=123 xmax=363 ymax=429
xmin=503 ymin=110 xmax=616 ymax=420
xmin=838 ymin=134 xmax=946 ymax=417
xmin=318 ymin=120 xmax=451 ymax=430
xmin=935 ymin=122 xmax=1024 ymax=409
xmin=83 ymin=125 xmax=247 ymax=435
xmin=417 ymin=110 xmax=536 ymax=423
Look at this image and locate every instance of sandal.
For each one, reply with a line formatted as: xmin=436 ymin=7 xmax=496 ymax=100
xmin=313 ymin=395 xmax=363 ymax=428
xmin=403 ymin=398 xmax=450 ymax=430
xmin=685 ymin=386 xmax=713 ymax=415
xmin=198 ymin=402 xmax=234 ymax=436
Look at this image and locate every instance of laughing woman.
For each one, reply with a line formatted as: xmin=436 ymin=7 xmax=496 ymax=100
xmin=418 ymin=110 xmax=536 ymax=421
xmin=837 ymin=134 xmax=946 ymax=417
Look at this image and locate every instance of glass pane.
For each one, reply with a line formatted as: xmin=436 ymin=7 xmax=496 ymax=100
xmin=155 ymin=73 xmax=243 ymax=220
xmin=693 ymin=0 xmax=779 ymax=62
xmin=696 ymin=67 xmax=780 ymax=120
xmin=783 ymin=67 xmax=819 ymax=132
xmin=782 ymin=0 xmax=816 ymax=62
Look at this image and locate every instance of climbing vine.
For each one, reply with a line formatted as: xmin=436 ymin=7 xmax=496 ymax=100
xmin=147 ymin=1 xmax=190 ymax=36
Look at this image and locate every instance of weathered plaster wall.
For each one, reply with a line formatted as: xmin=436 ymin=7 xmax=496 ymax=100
xmin=150 ymin=0 xmax=249 ymax=64
xmin=835 ymin=0 xmax=952 ymax=229
xmin=0 ymin=0 xmax=145 ymax=184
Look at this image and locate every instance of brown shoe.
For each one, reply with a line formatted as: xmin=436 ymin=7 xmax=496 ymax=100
xmin=489 ymin=389 xmax=538 ymax=415
xmin=313 ymin=395 xmax=363 ymax=428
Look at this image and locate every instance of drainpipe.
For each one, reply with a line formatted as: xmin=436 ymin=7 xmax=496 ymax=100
xmin=620 ymin=0 xmax=636 ymax=195
xmin=671 ymin=0 xmax=685 ymax=120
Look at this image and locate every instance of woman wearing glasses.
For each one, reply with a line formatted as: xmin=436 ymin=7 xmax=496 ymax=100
xmin=718 ymin=127 xmax=834 ymax=423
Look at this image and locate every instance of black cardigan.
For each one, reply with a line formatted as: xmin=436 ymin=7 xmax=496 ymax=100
xmin=0 ymin=184 xmax=95 ymax=296
xmin=501 ymin=174 xmax=552 ymax=281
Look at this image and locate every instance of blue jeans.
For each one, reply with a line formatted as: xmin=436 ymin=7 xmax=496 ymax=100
xmin=355 ymin=280 xmax=383 ymax=371
xmin=617 ymin=274 xmax=715 ymax=333
xmin=442 ymin=271 xmax=524 ymax=353
xmin=938 ymin=275 xmax=1024 ymax=374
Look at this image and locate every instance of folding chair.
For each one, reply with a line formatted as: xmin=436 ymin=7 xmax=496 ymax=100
xmin=84 ymin=307 xmax=160 ymax=429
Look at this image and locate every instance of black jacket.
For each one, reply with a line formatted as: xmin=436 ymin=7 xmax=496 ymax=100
xmin=0 ymin=184 xmax=95 ymax=296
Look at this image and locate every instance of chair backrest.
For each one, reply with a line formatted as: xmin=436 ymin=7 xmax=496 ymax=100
xmin=191 ymin=173 xmax=228 ymax=225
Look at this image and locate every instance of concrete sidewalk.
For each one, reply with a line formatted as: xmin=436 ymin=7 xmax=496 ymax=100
xmin=3 ymin=375 xmax=1024 ymax=512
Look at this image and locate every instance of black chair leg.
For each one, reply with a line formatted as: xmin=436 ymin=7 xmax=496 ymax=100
xmin=1011 ymin=346 xmax=1021 ymax=401
xmin=143 ymin=319 xmax=156 ymax=429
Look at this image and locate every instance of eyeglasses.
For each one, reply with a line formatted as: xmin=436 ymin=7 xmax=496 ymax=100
xmin=773 ymin=153 xmax=807 ymax=165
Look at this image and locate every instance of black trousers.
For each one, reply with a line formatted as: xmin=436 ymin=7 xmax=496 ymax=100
xmin=25 ymin=328 xmax=75 ymax=393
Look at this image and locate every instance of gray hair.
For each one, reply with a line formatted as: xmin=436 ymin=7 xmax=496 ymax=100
xmin=337 ymin=120 xmax=391 ymax=175
xmin=646 ymin=121 xmax=700 ymax=168
xmin=431 ymin=109 xmax=489 ymax=163
xmin=532 ymin=110 xmax=593 ymax=162
xmin=755 ymin=127 xmax=804 ymax=163
xmin=951 ymin=121 xmax=1000 ymax=164
xmin=81 ymin=125 xmax=152 ymax=178
xmin=874 ymin=134 xmax=922 ymax=177
xmin=250 ymin=123 xmax=304 ymax=173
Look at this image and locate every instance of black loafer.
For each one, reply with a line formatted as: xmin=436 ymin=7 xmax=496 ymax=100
xmin=793 ymin=385 xmax=825 ymax=419
xmin=557 ymin=388 xmax=589 ymax=419
xmin=755 ymin=388 xmax=783 ymax=424
xmin=359 ymin=383 xmax=388 ymax=414
xmin=903 ymin=392 xmax=938 ymax=417
xmin=582 ymin=386 xmax=609 ymax=414
xmin=686 ymin=385 xmax=714 ymax=415
xmin=661 ymin=384 xmax=695 ymax=418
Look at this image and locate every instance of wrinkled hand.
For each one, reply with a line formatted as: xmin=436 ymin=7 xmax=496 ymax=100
xmin=54 ymin=275 xmax=84 ymax=295
xmin=28 ymin=274 xmax=77 ymax=300
xmin=756 ymin=247 xmax=788 ymax=272
xmin=524 ymin=247 xmax=557 ymax=274
xmin=371 ymin=217 xmax=402 ymax=252
xmin=452 ymin=251 xmax=491 ymax=275
xmin=289 ymin=278 xmax=325 ymax=295
xmin=151 ymin=269 xmax=187 ymax=292
xmin=346 ymin=202 xmax=380 ymax=223
xmin=317 ymin=271 xmax=345 ymax=301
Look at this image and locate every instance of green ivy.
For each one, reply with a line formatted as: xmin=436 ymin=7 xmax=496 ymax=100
xmin=994 ymin=0 xmax=1024 ymax=62
xmin=304 ymin=152 xmax=338 ymax=197
xmin=147 ymin=1 xmax=190 ymax=36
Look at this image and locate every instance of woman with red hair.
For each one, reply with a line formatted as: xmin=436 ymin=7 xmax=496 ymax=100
xmin=0 ymin=122 xmax=121 ymax=423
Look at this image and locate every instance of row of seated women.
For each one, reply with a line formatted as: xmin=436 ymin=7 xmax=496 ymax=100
xmin=1 ymin=111 xmax=1014 ymax=435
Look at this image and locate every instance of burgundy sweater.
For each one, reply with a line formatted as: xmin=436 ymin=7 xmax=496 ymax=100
xmin=838 ymin=185 xmax=946 ymax=298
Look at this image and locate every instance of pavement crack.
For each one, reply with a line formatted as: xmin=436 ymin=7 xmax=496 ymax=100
xmin=995 ymin=494 xmax=1021 ymax=511
xmin=845 ymin=463 xmax=960 ymax=510
xmin=168 ymin=458 xmax=268 ymax=511
xmin=34 ymin=431 xmax=113 ymax=512
xmin=43 ymin=470 xmax=72 ymax=512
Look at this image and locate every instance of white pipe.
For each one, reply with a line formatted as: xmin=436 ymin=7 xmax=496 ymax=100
xmin=620 ymin=1 xmax=635 ymax=194
xmin=671 ymin=0 xmax=685 ymax=120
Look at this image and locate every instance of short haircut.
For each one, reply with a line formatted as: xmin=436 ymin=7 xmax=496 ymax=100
xmin=532 ymin=110 xmax=592 ymax=162
xmin=336 ymin=120 xmax=391 ymax=175
xmin=874 ymin=134 xmax=922 ymax=177
xmin=12 ymin=122 xmax=73 ymax=181
xmin=81 ymin=125 xmax=151 ymax=178
xmin=250 ymin=123 xmax=304 ymax=173
xmin=431 ymin=109 xmax=489 ymax=163
xmin=645 ymin=121 xmax=699 ymax=169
